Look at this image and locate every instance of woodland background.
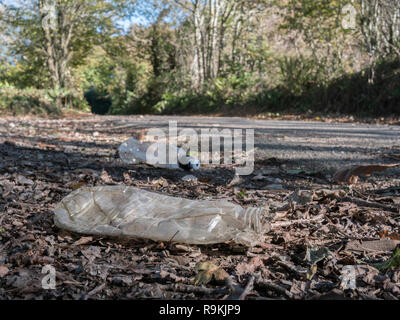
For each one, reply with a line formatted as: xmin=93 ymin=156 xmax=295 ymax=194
xmin=0 ymin=0 xmax=400 ymax=117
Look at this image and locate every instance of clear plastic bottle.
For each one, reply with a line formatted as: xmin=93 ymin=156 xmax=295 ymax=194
xmin=54 ymin=186 xmax=273 ymax=246
xmin=119 ymin=138 xmax=200 ymax=170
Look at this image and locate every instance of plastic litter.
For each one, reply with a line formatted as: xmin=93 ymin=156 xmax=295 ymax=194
xmin=54 ymin=185 xmax=273 ymax=246
xmin=119 ymin=137 xmax=200 ymax=170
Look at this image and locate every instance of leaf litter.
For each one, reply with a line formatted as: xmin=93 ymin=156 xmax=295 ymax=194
xmin=0 ymin=117 xmax=400 ymax=300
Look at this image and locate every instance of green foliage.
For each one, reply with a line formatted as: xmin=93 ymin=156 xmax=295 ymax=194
xmin=84 ymin=88 xmax=112 ymax=115
xmin=0 ymin=0 xmax=399 ymax=118
xmin=278 ymin=56 xmax=324 ymax=95
xmin=372 ymin=247 xmax=400 ymax=272
xmin=152 ymin=92 xmax=216 ymax=115
xmin=0 ymin=86 xmax=60 ymax=115
xmin=0 ymin=85 xmax=89 ymax=115
xmin=279 ymin=0 xmax=351 ymax=42
xmin=0 ymin=61 xmax=51 ymax=89
xmin=256 ymin=57 xmax=400 ymax=116
xmin=4 ymin=0 xmax=131 ymax=90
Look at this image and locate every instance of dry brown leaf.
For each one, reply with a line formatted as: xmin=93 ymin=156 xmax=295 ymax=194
xmin=194 ymin=262 xmax=228 ymax=286
xmin=0 ymin=265 xmax=9 ymax=278
xmin=213 ymin=268 xmax=229 ymax=282
xmin=100 ymin=170 xmax=113 ymax=183
xmin=58 ymin=137 xmax=73 ymax=142
xmin=68 ymin=182 xmax=88 ymax=190
xmin=37 ymin=142 xmax=56 ymax=149
xmin=332 ymin=163 xmax=400 ymax=184
xmin=379 ymin=231 xmax=400 ymax=241
xmin=135 ymin=129 xmax=147 ymax=142
xmin=73 ymin=236 xmax=93 ymax=246
xmin=152 ymin=177 xmax=168 ymax=187
xmin=160 ymin=270 xmax=186 ymax=282
xmin=236 ymin=257 xmax=264 ymax=277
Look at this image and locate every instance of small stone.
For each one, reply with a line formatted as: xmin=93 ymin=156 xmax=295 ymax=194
xmin=17 ymin=175 xmax=34 ymax=185
xmin=181 ymin=175 xmax=198 ymax=183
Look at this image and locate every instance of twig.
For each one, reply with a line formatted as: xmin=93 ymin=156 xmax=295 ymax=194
xmin=108 ymin=123 xmax=139 ymax=131
xmin=338 ymin=196 xmax=399 ymax=213
xmin=159 ymin=283 xmax=229 ymax=296
xmin=83 ymin=283 xmax=105 ymax=299
xmin=271 ymin=214 xmax=325 ymax=228
xmin=255 ymin=278 xmax=294 ymax=299
xmin=372 ymin=187 xmax=400 ymax=195
xmin=239 ymin=276 xmax=255 ymax=300
xmin=168 ymin=230 xmax=180 ymax=243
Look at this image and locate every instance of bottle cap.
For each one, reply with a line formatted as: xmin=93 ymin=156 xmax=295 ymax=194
xmin=189 ymin=158 xmax=201 ymax=170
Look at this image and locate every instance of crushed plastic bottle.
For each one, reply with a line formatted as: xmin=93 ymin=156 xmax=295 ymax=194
xmin=54 ymin=186 xmax=273 ymax=246
xmin=119 ymin=138 xmax=200 ymax=170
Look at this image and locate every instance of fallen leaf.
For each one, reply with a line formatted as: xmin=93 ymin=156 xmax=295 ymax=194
xmin=287 ymin=190 xmax=314 ymax=205
xmin=68 ymin=182 xmax=87 ymax=190
xmin=195 ymin=269 xmax=215 ymax=286
xmin=379 ymin=231 xmax=400 ymax=241
xmin=0 ymin=265 xmax=9 ymax=278
xmin=305 ymin=247 xmax=331 ymax=265
xmin=195 ymin=262 xmax=218 ymax=273
xmin=227 ymin=174 xmax=243 ymax=188
xmin=100 ymin=170 xmax=113 ymax=183
xmin=160 ymin=270 xmax=186 ymax=282
xmin=307 ymin=265 xmax=318 ymax=280
xmin=236 ymin=257 xmax=264 ymax=277
xmin=20 ymin=234 xmax=36 ymax=242
xmin=194 ymin=262 xmax=228 ymax=286
xmin=73 ymin=236 xmax=93 ymax=246
xmin=37 ymin=142 xmax=56 ymax=149
xmin=214 ymin=268 xmax=229 ymax=282
xmin=332 ymin=163 xmax=400 ymax=184
xmin=152 ymin=177 xmax=168 ymax=187
xmin=58 ymin=137 xmax=73 ymax=142
xmin=136 ymin=130 xmax=147 ymax=142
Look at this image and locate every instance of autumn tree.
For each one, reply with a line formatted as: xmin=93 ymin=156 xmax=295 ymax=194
xmin=3 ymin=0 xmax=132 ymax=90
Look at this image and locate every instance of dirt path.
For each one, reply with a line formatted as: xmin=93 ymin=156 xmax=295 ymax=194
xmin=0 ymin=116 xmax=400 ymax=300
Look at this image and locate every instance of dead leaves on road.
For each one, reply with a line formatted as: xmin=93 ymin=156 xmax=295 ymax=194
xmin=1 ymin=118 xmax=400 ymax=300
xmin=332 ymin=163 xmax=400 ymax=185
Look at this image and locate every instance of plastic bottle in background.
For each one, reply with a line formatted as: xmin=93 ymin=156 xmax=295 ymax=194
xmin=54 ymin=186 xmax=273 ymax=246
xmin=119 ymin=138 xmax=200 ymax=170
